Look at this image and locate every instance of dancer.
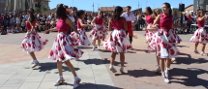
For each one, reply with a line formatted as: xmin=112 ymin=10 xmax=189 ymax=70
xmin=152 ymin=3 xmax=178 ymax=83
xmin=77 ymin=10 xmax=91 ymax=47
xmin=190 ymin=9 xmax=208 ymax=56
xmin=48 ymin=4 xmax=83 ymax=88
xmin=104 ymin=6 xmax=131 ymax=73
xmin=90 ymin=11 xmax=105 ymax=51
xmin=121 ymin=6 xmax=136 ymax=45
xmin=144 ymin=7 xmax=157 ymax=52
xmin=21 ymin=8 xmax=48 ymax=68
xmin=144 ymin=7 xmax=162 ymax=73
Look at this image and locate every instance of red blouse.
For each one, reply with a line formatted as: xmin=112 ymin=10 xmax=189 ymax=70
xmin=56 ymin=19 xmax=69 ymax=33
xmin=26 ymin=21 xmax=36 ymax=31
xmin=159 ymin=14 xmax=173 ymax=30
xmin=95 ymin=16 xmax=103 ymax=25
xmin=110 ymin=18 xmax=126 ymax=30
xmin=197 ymin=18 xmax=205 ymax=28
xmin=145 ymin=15 xmax=154 ymax=24
xmin=77 ymin=19 xmax=83 ymax=29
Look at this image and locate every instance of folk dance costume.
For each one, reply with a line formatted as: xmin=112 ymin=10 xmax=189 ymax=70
xmin=144 ymin=15 xmax=157 ymax=50
xmin=90 ymin=16 xmax=106 ymax=41
xmin=104 ymin=18 xmax=131 ymax=53
xmin=190 ymin=18 xmax=208 ymax=44
xmin=21 ymin=21 xmax=48 ymax=53
xmin=77 ymin=20 xmax=91 ymax=46
xmin=171 ymin=29 xmax=182 ymax=44
xmin=150 ymin=14 xmax=178 ymax=58
xmin=49 ymin=19 xmax=83 ymax=62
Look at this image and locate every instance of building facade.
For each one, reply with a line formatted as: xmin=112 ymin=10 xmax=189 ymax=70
xmin=0 ymin=0 xmax=49 ymax=13
xmin=0 ymin=0 xmax=6 ymax=13
xmin=194 ymin=0 xmax=208 ymax=12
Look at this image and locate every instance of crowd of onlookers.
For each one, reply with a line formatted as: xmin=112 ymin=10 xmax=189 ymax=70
xmin=1 ymin=8 xmax=207 ymax=35
xmin=0 ymin=10 xmax=105 ymax=35
xmin=0 ymin=12 xmax=56 ymax=35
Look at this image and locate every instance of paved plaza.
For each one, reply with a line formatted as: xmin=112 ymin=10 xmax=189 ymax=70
xmin=0 ymin=31 xmax=207 ymax=89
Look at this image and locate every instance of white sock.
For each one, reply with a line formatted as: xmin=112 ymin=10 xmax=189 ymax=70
xmin=166 ymin=68 xmax=170 ymax=71
xmin=109 ymin=64 xmax=113 ymax=68
xmin=161 ymin=71 xmax=165 ymax=78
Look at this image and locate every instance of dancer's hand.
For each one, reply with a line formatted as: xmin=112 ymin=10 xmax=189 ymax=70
xmin=133 ymin=35 xmax=138 ymax=39
xmin=88 ymin=24 xmax=93 ymax=27
xmin=45 ymin=30 xmax=50 ymax=34
xmin=148 ymin=24 xmax=158 ymax=31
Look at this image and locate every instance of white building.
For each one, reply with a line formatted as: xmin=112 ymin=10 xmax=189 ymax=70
xmin=0 ymin=0 xmax=50 ymax=13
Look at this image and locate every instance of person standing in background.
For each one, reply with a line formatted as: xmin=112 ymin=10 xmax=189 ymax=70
xmin=121 ymin=6 xmax=136 ymax=45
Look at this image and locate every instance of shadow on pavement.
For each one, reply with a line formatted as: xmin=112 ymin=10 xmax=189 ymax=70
xmin=126 ymin=50 xmax=137 ymax=54
xmin=37 ymin=62 xmax=80 ymax=72
xmin=115 ymin=69 xmax=159 ymax=77
xmin=77 ymin=58 xmax=110 ymax=65
xmin=176 ymin=45 xmax=189 ymax=48
xmin=78 ymin=46 xmax=93 ymax=49
xmin=77 ymin=58 xmax=123 ymax=66
xmin=99 ymin=49 xmax=111 ymax=53
xmin=175 ymin=57 xmax=208 ymax=65
xmin=171 ymin=68 xmax=208 ymax=88
xmin=131 ymin=48 xmax=150 ymax=53
xmin=77 ymin=82 xmax=123 ymax=89
xmin=99 ymin=49 xmax=137 ymax=54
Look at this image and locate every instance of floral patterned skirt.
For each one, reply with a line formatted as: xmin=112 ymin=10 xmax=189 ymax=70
xmin=21 ymin=32 xmax=48 ymax=53
xmin=104 ymin=29 xmax=131 ymax=53
xmin=49 ymin=32 xmax=83 ymax=62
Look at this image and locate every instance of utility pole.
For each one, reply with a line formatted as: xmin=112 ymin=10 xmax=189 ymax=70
xmin=138 ymin=0 xmax=139 ymax=9
xmin=93 ymin=2 xmax=94 ymax=14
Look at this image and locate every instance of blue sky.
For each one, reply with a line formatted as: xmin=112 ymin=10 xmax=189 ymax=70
xmin=49 ymin=0 xmax=193 ymax=11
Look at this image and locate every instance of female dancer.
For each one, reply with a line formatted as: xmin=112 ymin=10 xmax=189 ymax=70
xmin=104 ymin=6 xmax=131 ymax=73
xmin=48 ymin=4 xmax=83 ymax=88
xmin=90 ymin=11 xmax=105 ymax=50
xmin=152 ymin=3 xmax=178 ymax=83
xmin=144 ymin=7 xmax=162 ymax=73
xmin=144 ymin=7 xmax=156 ymax=52
xmin=21 ymin=8 xmax=48 ymax=68
xmin=190 ymin=9 xmax=208 ymax=55
xmin=77 ymin=10 xmax=91 ymax=46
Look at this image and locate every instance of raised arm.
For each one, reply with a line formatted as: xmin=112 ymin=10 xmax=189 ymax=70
xmin=78 ymin=18 xmax=89 ymax=28
xmin=198 ymin=16 xmax=206 ymax=21
xmin=108 ymin=19 xmax=112 ymax=31
xmin=153 ymin=15 xmax=160 ymax=26
xmin=91 ymin=17 xmax=96 ymax=25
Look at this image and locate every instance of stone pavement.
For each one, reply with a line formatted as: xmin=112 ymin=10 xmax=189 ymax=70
xmin=0 ymin=50 xmax=116 ymax=89
xmin=0 ymin=31 xmax=208 ymax=89
xmin=99 ymin=31 xmax=208 ymax=89
xmin=0 ymin=33 xmax=116 ymax=89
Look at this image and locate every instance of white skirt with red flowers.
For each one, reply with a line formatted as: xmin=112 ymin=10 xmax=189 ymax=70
xmin=150 ymin=29 xmax=178 ymax=58
xmin=78 ymin=29 xmax=91 ymax=46
xmin=90 ymin=25 xmax=106 ymax=41
xmin=190 ymin=27 xmax=208 ymax=44
xmin=144 ymin=24 xmax=160 ymax=50
xmin=21 ymin=32 xmax=48 ymax=53
xmin=104 ymin=29 xmax=131 ymax=53
xmin=49 ymin=32 xmax=83 ymax=62
xmin=171 ymin=29 xmax=182 ymax=44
